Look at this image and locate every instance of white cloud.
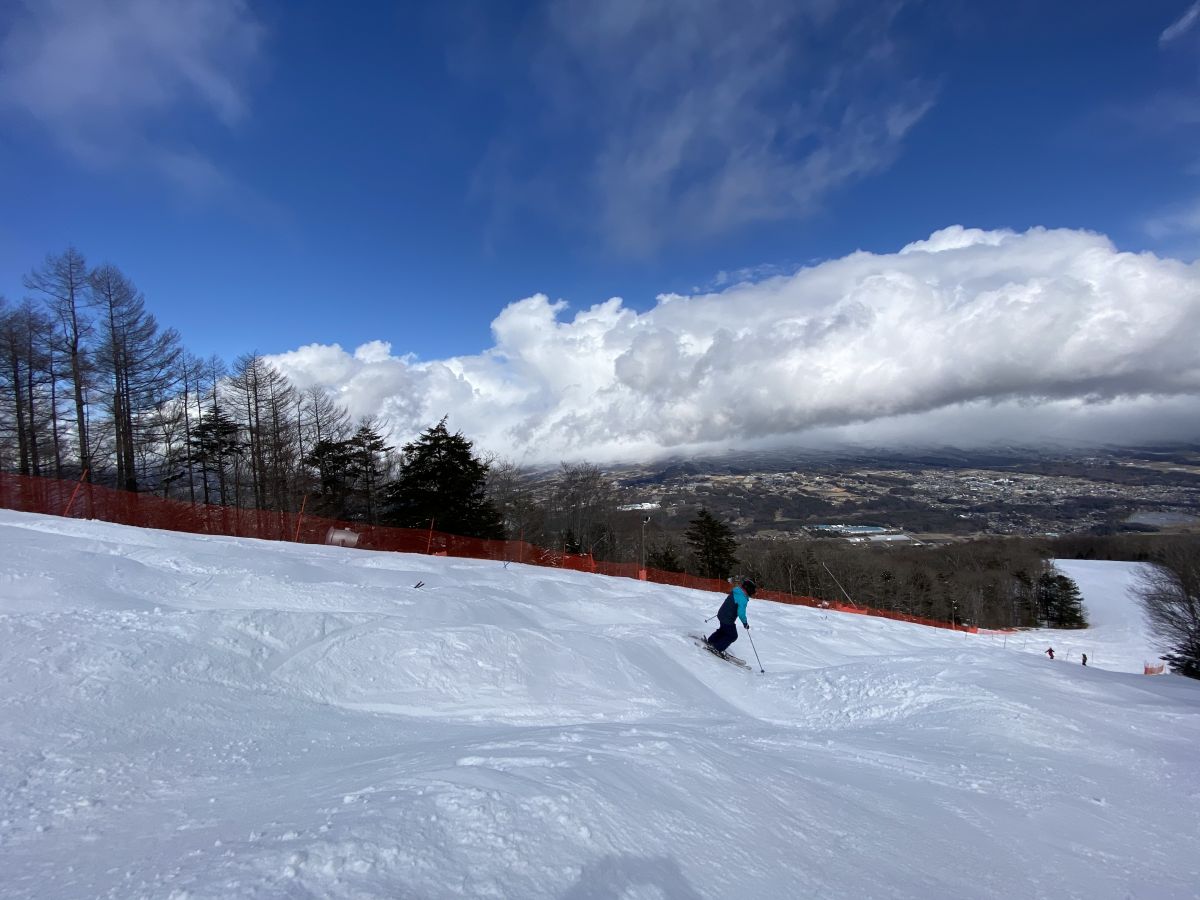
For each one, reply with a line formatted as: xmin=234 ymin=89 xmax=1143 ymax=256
xmin=1161 ymin=2 xmax=1200 ymax=44
xmin=898 ymin=226 xmax=1009 ymax=255
xmin=0 ymin=0 xmax=262 ymax=174
xmin=479 ymin=0 xmax=934 ymax=257
xmin=267 ymin=226 xmax=1200 ymax=464
xmin=1146 ymin=196 xmax=1200 ymax=240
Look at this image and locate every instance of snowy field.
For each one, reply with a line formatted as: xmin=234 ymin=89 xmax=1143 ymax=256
xmin=986 ymin=559 xmax=1165 ymax=674
xmin=1 ymin=509 xmax=1197 ymax=900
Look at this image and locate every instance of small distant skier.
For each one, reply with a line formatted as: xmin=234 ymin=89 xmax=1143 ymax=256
xmin=706 ymin=578 xmax=757 ymax=656
xmin=1046 ymin=647 xmax=1055 ymax=660
xmin=1082 ymin=653 xmax=1087 ymax=667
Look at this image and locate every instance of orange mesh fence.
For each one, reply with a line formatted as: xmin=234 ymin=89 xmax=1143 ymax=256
xmin=0 ymin=471 xmax=975 ymax=634
xmin=1144 ymin=663 xmax=1166 ymax=675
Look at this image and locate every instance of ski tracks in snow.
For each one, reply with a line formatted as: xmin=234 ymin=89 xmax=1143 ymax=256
xmin=2 ymin=511 xmax=1199 ymax=899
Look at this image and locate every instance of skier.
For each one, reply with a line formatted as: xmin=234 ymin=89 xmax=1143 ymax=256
xmin=1082 ymin=653 xmax=1087 ymax=667
xmin=706 ymin=578 xmax=757 ymax=656
xmin=1046 ymin=647 xmax=1055 ymax=660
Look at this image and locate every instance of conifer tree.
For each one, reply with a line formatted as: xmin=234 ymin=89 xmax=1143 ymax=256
xmin=189 ymin=405 xmax=243 ymax=506
xmin=380 ymin=418 xmax=504 ymax=539
xmin=685 ymin=508 xmax=738 ymax=579
xmin=304 ymin=437 xmax=355 ymax=516
xmin=347 ymin=420 xmax=392 ymax=524
xmin=1036 ymin=570 xmax=1088 ymax=628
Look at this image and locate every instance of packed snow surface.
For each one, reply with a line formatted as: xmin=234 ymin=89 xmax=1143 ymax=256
xmin=1 ymin=509 xmax=1197 ymax=899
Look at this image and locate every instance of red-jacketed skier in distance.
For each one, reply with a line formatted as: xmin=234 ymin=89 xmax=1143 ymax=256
xmin=1046 ymin=647 xmax=1055 ymax=660
xmin=705 ymin=578 xmax=756 ymax=656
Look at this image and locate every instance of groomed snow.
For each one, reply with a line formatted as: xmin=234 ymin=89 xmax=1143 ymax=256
xmin=988 ymin=559 xmax=1166 ymax=674
xmin=1 ymin=509 xmax=1197 ymax=899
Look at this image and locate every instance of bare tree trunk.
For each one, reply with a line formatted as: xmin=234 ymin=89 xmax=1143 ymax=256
xmin=22 ymin=313 xmax=42 ymax=476
xmin=0 ymin=311 xmax=32 ymax=474
xmin=89 ymin=263 xmax=181 ymax=493
xmin=48 ymin=350 xmax=64 ymax=478
xmin=25 ymin=248 xmax=93 ymax=478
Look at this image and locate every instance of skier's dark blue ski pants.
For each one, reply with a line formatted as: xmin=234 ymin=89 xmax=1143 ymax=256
xmin=707 ymin=621 xmax=738 ymax=652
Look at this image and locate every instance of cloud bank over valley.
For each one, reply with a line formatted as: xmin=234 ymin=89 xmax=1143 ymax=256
xmin=267 ymin=226 xmax=1200 ymax=464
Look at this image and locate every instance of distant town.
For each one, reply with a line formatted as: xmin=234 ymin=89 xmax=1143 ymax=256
xmin=597 ymin=444 xmax=1200 ymax=544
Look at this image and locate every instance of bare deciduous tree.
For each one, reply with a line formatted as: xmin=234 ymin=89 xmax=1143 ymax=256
xmin=486 ymin=458 xmax=547 ymax=543
xmin=1135 ymin=543 xmax=1200 ymax=678
xmin=89 ymin=264 xmax=181 ymax=492
xmin=553 ymin=462 xmax=616 ymax=555
xmin=228 ymin=354 xmax=300 ymax=511
xmin=0 ymin=300 xmax=54 ymax=476
xmin=24 ymin=247 xmax=94 ymax=477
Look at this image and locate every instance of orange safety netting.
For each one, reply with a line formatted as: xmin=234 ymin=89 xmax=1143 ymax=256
xmin=0 ymin=471 xmax=976 ymax=634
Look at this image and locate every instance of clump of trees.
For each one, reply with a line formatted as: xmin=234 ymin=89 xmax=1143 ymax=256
xmin=0 ymin=247 xmax=421 ymax=524
xmin=381 ymin=418 xmax=503 ymax=539
xmin=1035 ymin=570 xmax=1087 ymax=629
xmin=735 ymin=537 xmax=1084 ymax=629
xmin=3 ymin=248 xmax=182 ymax=488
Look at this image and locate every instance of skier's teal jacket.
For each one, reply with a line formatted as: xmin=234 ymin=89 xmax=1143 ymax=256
xmin=716 ymin=585 xmax=750 ymax=627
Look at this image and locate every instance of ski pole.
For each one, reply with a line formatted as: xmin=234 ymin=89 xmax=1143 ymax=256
xmin=746 ymin=628 xmax=765 ymax=674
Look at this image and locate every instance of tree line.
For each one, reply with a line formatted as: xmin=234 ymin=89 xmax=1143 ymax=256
xmin=0 ymin=247 xmax=421 ymax=523
xmin=0 ymin=249 xmax=737 ymax=557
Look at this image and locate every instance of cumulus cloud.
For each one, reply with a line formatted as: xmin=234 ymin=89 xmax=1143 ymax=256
xmin=0 ymin=0 xmax=262 ymax=188
xmin=267 ymin=226 xmax=1200 ymax=464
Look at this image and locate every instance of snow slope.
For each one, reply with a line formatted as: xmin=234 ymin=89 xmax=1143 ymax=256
xmin=986 ymin=559 xmax=1165 ymax=674
xmin=1 ymin=509 xmax=1197 ymax=899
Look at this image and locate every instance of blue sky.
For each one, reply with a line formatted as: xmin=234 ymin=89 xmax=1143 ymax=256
xmin=2 ymin=1 xmax=1199 ymax=461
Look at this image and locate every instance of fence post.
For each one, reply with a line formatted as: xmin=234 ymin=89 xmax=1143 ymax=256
xmin=293 ymin=493 xmax=308 ymax=542
xmin=62 ymin=469 xmax=89 ymax=517
xmin=426 ymin=518 xmax=435 ymax=554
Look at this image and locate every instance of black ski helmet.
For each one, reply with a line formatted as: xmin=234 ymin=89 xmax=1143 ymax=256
xmin=741 ymin=578 xmax=757 ymax=597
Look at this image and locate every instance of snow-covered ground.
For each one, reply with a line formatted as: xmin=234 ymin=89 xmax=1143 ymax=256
xmin=987 ymin=559 xmax=1165 ymax=674
xmin=1 ymin=509 xmax=1197 ymax=899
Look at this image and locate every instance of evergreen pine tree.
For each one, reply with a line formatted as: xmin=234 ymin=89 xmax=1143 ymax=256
xmin=304 ymin=437 xmax=355 ymax=517
xmin=685 ymin=508 xmax=738 ymax=579
xmin=1036 ymin=570 xmax=1088 ymax=628
xmin=1051 ymin=573 xmax=1088 ymax=628
xmin=189 ymin=405 xmax=242 ymax=506
xmin=380 ymin=418 xmax=504 ymax=539
xmin=346 ymin=422 xmax=392 ymax=524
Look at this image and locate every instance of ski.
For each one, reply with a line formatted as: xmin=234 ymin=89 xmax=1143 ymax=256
xmin=688 ymin=633 xmax=751 ymax=670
